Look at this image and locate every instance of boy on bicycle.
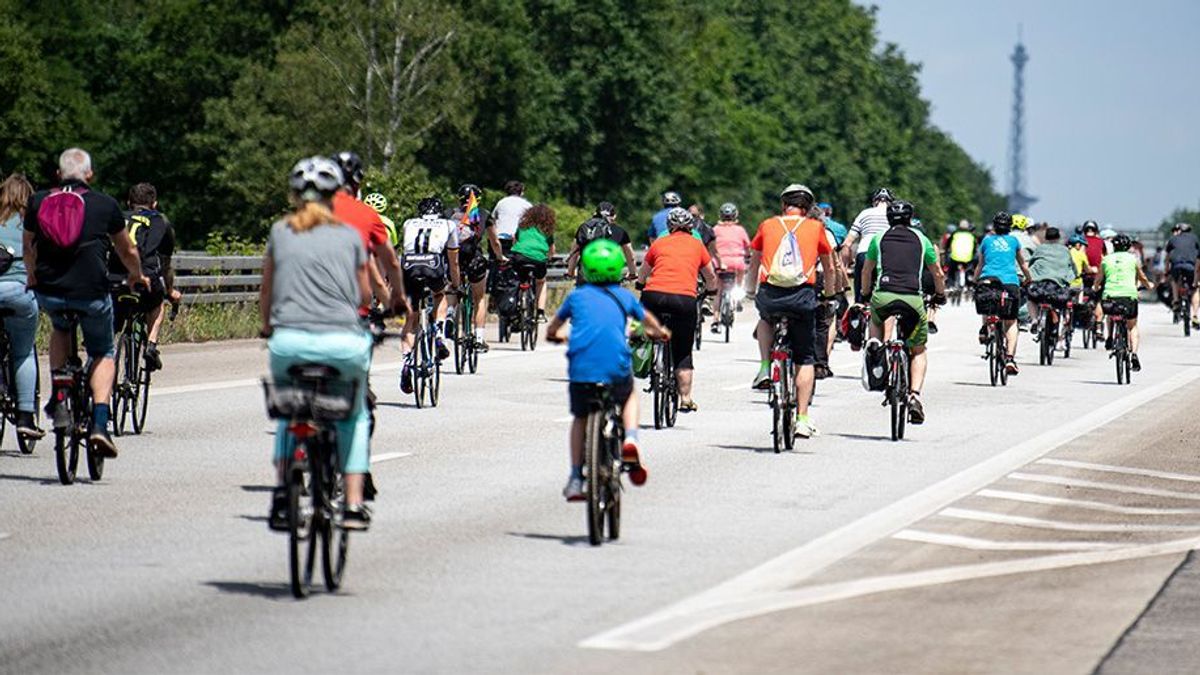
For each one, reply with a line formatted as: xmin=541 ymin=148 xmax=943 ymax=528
xmin=546 ymin=240 xmax=669 ymax=501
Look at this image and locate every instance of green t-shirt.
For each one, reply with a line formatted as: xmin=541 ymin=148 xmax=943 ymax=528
xmin=511 ymin=226 xmax=550 ymax=262
xmin=1101 ymin=251 xmax=1139 ymax=299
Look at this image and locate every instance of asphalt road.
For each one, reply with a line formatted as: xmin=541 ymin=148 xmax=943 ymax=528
xmin=2 ymin=301 xmax=1200 ymax=674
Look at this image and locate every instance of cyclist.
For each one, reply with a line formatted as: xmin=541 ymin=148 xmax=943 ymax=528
xmin=509 ymin=203 xmax=557 ymax=323
xmin=647 ymin=190 xmax=683 ymax=242
xmin=24 ymin=148 xmax=148 ymax=458
xmin=711 ymin=202 xmax=751 ymax=333
xmin=842 ymin=187 xmax=894 ymax=303
xmin=399 ymin=196 xmax=461 ymax=393
xmin=973 ymin=211 xmax=1032 ymax=375
xmin=448 ymin=184 xmax=497 ymax=352
xmin=1094 ymin=233 xmax=1151 ymax=371
xmin=330 ymin=151 xmax=408 ymax=315
xmin=1026 ymin=227 xmax=1079 ymax=347
xmin=546 ymin=239 xmax=670 ymax=501
xmin=565 ymin=201 xmax=636 ymax=283
xmin=261 ymin=156 xmax=374 ymax=530
xmin=0 ymin=173 xmax=43 ymax=439
xmin=363 ymin=192 xmax=399 ymax=249
xmin=1165 ymin=222 xmax=1199 ymax=328
xmin=818 ymin=202 xmax=848 ymax=245
xmin=490 ymin=180 xmax=531 ymax=258
xmin=746 ymin=184 xmax=837 ymax=438
xmin=637 ymin=207 xmax=718 ymax=412
xmin=109 ymin=183 xmax=181 ymax=372
xmin=946 ymin=221 xmax=978 ymax=290
xmin=859 ymin=201 xmax=945 ymax=424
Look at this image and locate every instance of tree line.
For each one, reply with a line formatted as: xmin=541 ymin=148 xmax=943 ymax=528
xmin=1 ymin=0 xmax=1009 ymax=248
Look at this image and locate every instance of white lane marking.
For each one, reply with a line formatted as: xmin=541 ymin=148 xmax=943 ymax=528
xmin=555 ymin=416 xmax=574 ymax=423
xmin=1036 ymin=458 xmax=1200 ymax=484
xmin=579 ymin=366 xmax=1200 ymax=652
xmin=371 ymin=452 xmax=412 ymax=464
xmin=939 ymin=507 xmax=1200 ymax=533
xmin=892 ymin=529 xmax=1124 ymax=552
xmin=582 ymin=536 xmax=1200 ymax=651
xmin=722 ymin=383 xmax=755 ymax=392
xmin=155 ymin=378 xmax=259 ymax=396
xmin=1009 ymin=472 xmax=1200 ymax=502
xmin=975 ymin=489 xmax=1200 ymax=516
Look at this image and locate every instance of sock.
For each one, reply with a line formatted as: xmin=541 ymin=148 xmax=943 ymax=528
xmin=571 ymin=464 xmax=584 ymax=480
xmin=760 ymin=359 xmax=769 ymax=369
xmin=625 ymin=428 xmax=639 ymax=445
xmin=475 ymin=327 xmax=484 ymax=339
xmin=93 ymin=403 xmax=110 ymax=430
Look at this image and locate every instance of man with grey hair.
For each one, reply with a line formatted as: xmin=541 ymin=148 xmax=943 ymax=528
xmin=24 ymin=148 xmax=148 ymax=459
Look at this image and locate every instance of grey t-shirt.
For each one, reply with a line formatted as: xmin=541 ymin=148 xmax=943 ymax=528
xmin=267 ymin=219 xmax=366 ymax=332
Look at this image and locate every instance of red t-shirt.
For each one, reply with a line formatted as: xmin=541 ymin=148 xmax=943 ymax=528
xmin=333 ymin=191 xmax=388 ymax=250
xmin=1084 ymin=235 xmax=1106 ymax=270
xmin=643 ymin=231 xmax=712 ymax=297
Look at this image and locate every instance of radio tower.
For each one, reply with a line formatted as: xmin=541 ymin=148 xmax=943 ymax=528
xmin=1007 ymin=29 xmax=1036 ymax=213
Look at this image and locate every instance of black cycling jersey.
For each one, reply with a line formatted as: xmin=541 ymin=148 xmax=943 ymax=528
xmin=869 ymin=225 xmax=936 ymax=295
xmin=1166 ymin=233 xmax=1200 ymax=266
xmin=109 ymin=208 xmax=175 ymax=279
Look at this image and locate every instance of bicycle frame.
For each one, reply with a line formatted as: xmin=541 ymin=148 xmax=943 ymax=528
xmin=769 ymin=317 xmax=796 ymax=453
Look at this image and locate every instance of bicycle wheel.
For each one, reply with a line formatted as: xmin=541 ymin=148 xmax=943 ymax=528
xmin=651 ymin=347 xmax=665 ymax=430
xmin=112 ymin=334 xmax=129 ymax=436
xmin=889 ymin=359 xmax=903 ymax=441
xmin=321 ymin=458 xmax=349 ymax=591
xmin=453 ymin=313 xmax=466 ymax=375
xmin=782 ymin=361 xmax=796 ymax=450
xmin=86 ymin=421 xmax=105 ymax=481
xmin=468 ymin=331 xmax=479 ymax=373
xmin=771 ymin=376 xmax=784 ymax=454
xmin=1185 ymin=302 xmax=1192 ymax=337
xmin=288 ymin=463 xmax=315 ymax=598
xmin=1045 ymin=320 xmax=1056 ymax=366
xmin=1116 ymin=347 xmax=1126 ymax=384
xmin=664 ymin=348 xmax=678 ymax=429
xmin=430 ymin=348 xmax=441 ymax=407
xmin=414 ymin=339 xmax=427 ymax=409
xmin=997 ymin=327 xmax=1009 ymax=386
xmin=53 ymin=397 xmax=79 ymax=485
xmin=132 ymin=338 xmax=151 ymax=434
xmin=987 ymin=338 xmax=1000 ymax=387
xmin=585 ymin=410 xmax=604 ymax=546
xmin=1062 ymin=319 xmax=1073 ymax=359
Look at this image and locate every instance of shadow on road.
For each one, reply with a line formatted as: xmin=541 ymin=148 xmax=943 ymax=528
xmin=714 ymin=443 xmax=779 ymax=454
xmin=236 ymin=514 xmax=269 ymax=523
xmin=507 ymin=531 xmax=595 ymax=547
xmin=204 ymin=580 xmax=294 ymax=600
xmin=240 ymin=484 xmax=275 ymax=493
xmin=375 ymin=401 xmax=421 ymax=410
xmin=951 ymin=381 xmax=1000 ymax=388
xmin=1079 ymin=380 xmax=1123 ymax=386
xmin=829 ymin=432 xmax=899 ymax=443
xmin=0 ymin=473 xmax=71 ymax=486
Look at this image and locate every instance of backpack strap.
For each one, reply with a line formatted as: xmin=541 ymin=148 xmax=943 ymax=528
xmin=775 ymin=216 xmax=820 ymax=283
xmin=597 ymin=285 xmax=634 ymax=320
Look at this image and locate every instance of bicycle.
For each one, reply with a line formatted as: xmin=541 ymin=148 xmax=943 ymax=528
xmin=578 ymin=383 xmax=627 ymax=546
xmin=408 ymin=289 xmax=442 ymax=408
xmin=1175 ymin=274 xmax=1193 ymax=337
xmin=1075 ymin=294 xmax=1097 ymax=350
xmin=1060 ymin=298 xmax=1075 ymax=359
xmin=516 ymin=267 xmax=539 ymax=352
xmin=715 ymin=271 xmax=736 ymax=343
xmin=263 ymin=364 xmax=360 ymax=599
xmin=452 ymin=283 xmax=480 ymax=375
xmin=48 ymin=312 xmax=102 ymax=485
xmin=766 ymin=315 xmax=796 ymax=453
xmin=110 ymin=284 xmax=174 ymax=435
xmin=1105 ymin=304 xmax=1134 ymax=385
xmin=0 ymin=309 xmax=40 ymax=455
xmin=648 ymin=315 xmax=678 ymax=430
xmin=1034 ymin=301 xmax=1058 ymax=367
xmin=881 ymin=313 xmax=912 ymax=442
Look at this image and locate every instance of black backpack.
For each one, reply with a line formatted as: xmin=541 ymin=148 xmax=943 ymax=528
xmin=577 ymin=217 xmax=614 ymax=246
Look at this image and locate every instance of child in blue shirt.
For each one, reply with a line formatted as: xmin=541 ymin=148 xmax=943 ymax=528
xmin=546 ymin=240 xmax=669 ymax=501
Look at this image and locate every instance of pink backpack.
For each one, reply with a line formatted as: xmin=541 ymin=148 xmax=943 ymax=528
xmin=36 ymin=186 xmax=89 ymax=248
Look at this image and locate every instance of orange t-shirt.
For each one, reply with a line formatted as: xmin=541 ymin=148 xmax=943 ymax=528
xmin=643 ymin=231 xmax=712 ymax=297
xmin=751 ymin=213 xmax=832 ymax=285
xmin=333 ymin=191 xmax=388 ymax=250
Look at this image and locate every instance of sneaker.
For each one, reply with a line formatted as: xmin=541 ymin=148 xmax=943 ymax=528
xmin=752 ymin=365 xmax=771 ymax=390
xmin=435 ymin=338 xmax=450 ymax=361
xmin=1105 ymin=336 xmax=1114 ymax=351
xmin=537 ymin=310 xmax=548 ymax=324
xmin=978 ymin=326 xmax=990 ymax=345
xmin=268 ymin=487 xmax=289 ymax=532
xmin=928 ymin=321 xmax=939 ymax=335
xmin=1005 ymin=358 xmax=1019 ymax=376
xmin=400 ymin=364 xmax=414 ymax=394
xmin=364 ymin=472 xmax=378 ymax=501
xmin=622 ymin=441 xmax=648 ymax=486
xmin=795 ymin=414 xmax=819 ymax=439
xmin=16 ymin=412 xmax=44 ymax=440
xmin=477 ymin=339 xmax=490 ymax=353
xmin=563 ymin=476 xmax=585 ymax=502
xmin=144 ymin=343 xmax=163 ymax=372
xmin=814 ymin=363 xmax=831 ymax=380
xmin=710 ymin=321 xmax=722 ymax=334
xmin=339 ymin=504 xmax=371 ymax=531
xmin=679 ymin=400 xmax=698 ymax=413
xmin=701 ymin=301 xmax=714 ymax=317
xmin=89 ymin=427 xmax=118 ymax=458
xmin=1131 ymin=354 xmax=1142 ymax=372
xmin=908 ymin=393 xmax=926 ymax=425
xmin=1193 ymin=319 xmax=1200 ymax=330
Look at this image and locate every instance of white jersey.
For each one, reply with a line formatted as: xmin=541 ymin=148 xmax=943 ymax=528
xmin=401 ymin=215 xmax=459 ymax=269
xmin=492 ymin=195 xmax=532 ymax=240
xmin=850 ymin=203 xmax=889 ymax=254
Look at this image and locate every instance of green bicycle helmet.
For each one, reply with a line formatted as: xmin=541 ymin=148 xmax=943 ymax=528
xmin=580 ymin=239 xmax=625 ymax=284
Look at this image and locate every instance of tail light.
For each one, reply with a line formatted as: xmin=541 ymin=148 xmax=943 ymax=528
xmin=771 ymin=365 xmax=780 ymax=383
xmin=288 ymin=421 xmax=318 ymax=440
xmin=293 ymin=447 xmax=308 ymax=462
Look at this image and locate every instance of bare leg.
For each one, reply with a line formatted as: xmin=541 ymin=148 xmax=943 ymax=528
xmin=91 ymin=356 xmax=115 ymax=405
xmin=471 ymin=280 xmax=488 ymax=330
xmin=146 ymin=304 xmax=166 ymax=342
xmin=48 ymin=328 xmax=69 ymax=370
xmin=345 ymin=473 xmax=364 ymax=506
xmin=570 ymin=418 xmax=585 ymax=470
xmin=401 ymin=309 xmax=419 ymax=354
xmin=1004 ymin=320 xmax=1019 ymax=358
xmin=621 ymin=389 xmax=639 ymax=435
xmin=678 ymin=368 xmax=694 ymax=401
xmin=1129 ymin=319 xmax=1140 ymax=353
xmin=795 ymin=364 xmax=815 ymax=416
xmin=535 ymin=279 xmax=547 ymax=312
xmin=910 ymin=345 xmax=928 ymax=393
xmin=756 ymin=318 xmax=772 ymax=361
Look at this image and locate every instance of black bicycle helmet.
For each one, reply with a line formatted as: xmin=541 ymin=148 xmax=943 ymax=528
xmin=886 ymin=200 xmax=914 ymax=227
xmin=870 ymin=187 xmax=895 ymax=204
xmin=992 ymin=211 xmax=1013 ymax=234
xmin=595 ymin=201 xmax=617 ymax=219
xmin=331 ymin=151 xmax=364 ymax=191
xmin=1082 ymin=220 xmax=1100 ymax=234
xmin=457 ymin=183 xmax=482 ymax=204
xmin=1111 ymin=233 xmax=1133 ymax=251
xmin=417 ymin=196 xmax=443 ymax=216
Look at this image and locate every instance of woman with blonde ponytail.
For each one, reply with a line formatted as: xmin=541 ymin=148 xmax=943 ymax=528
xmin=261 ymin=156 xmax=375 ymax=531
xmin=0 ymin=173 xmax=43 ymax=440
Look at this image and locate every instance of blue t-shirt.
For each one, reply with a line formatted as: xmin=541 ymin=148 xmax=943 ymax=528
xmin=978 ymin=233 xmax=1021 ymax=285
xmin=824 ymin=218 xmax=848 ymax=247
xmin=556 ymin=284 xmax=645 ymax=383
xmin=648 ymin=208 xmax=671 ymax=242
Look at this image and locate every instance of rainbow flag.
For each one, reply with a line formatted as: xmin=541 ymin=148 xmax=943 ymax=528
xmin=462 ymin=191 xmax=481 ymax=226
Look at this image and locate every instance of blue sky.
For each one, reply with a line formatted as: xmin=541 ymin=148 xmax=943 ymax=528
xmin=863 ymin=0 xmax=1200 ymax=230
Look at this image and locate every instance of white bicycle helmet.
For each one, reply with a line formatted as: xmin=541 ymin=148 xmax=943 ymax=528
xmin=289 ymin=156 xmax=343 ymax=202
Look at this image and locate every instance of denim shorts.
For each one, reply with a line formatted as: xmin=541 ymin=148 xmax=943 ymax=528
xmin=36 ymin=293 xmax=115 ymax=358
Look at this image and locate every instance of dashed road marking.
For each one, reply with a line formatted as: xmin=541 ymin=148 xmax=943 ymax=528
xmin=975 ymin=489 xmax=1200 ymax=516
xmin=371 ymin=452 xmax=413 ymax=464
xmin=939 ymin=507 xmax=1200 ymax=533
xmin=1009 ymin=472 xmax=1200 ymax=502
xmin=892 ymin=529 xmax=1124 ymax=552
xmin=1036 ymin=458 xmax=1200 ymax=484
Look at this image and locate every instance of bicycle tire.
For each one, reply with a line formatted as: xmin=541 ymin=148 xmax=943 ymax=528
xmin=1116 ymin=348 xmax=1126 ymax=384
xmin=414 ymin=335 xmax=427 ymax=409
xmin=897 ymin=353 xmax=909 ymax=440
xmin=585 ymin=410 xmax=604 ymax=546
xmin=1045 ymin=320 xmax=1056 ymax=366
xmin=1185 ymin=302 xmax=1192 ymax=337
xmin=890 ymin=357 xmax=903 ymax=441
xmin=321 ymin=457 xmax=348 ymax=591
xmin=132 ymin=338 xmax=151 ymax=434
xmin=468 ymin=334 xmax=479 ymax=373
xmin=85 ymin=434 xmax=105 ymax=481
xmin=997 ymin=325 xmax=1009 ymax=386
xmin=782 ymin=361 xmax=796 ymax=450
xmin=988 ymin=337 xmax=999 ymax=387
xmin=664 ymin=344 xmax=678 ymax=429
xmin=112 ymin=334 xmax=129 ymax=436
xmin=430 ymin=347 xmax=441 ymax=407
xmin=651 ymin=355 xmax=664 ymax=430
xmin=771 ymin=381 xmax=783 ymax=454
xmin=53 ymin=419 xmax=78 ymax=486
xmin=287 ymin=463 xmax=315 ymax=599
xmin=453 ymin=314 xmax=465 ymax=375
